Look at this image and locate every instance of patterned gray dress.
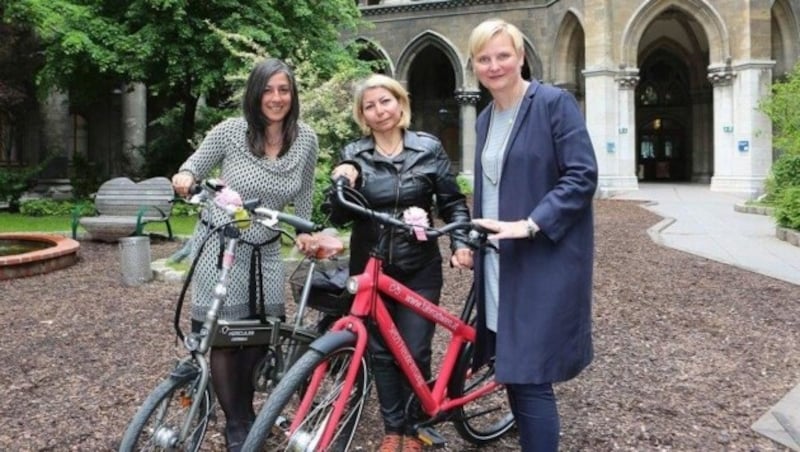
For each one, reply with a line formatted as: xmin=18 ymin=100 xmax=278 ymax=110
xmin=179 ymin=117 xmax=318 ymax=321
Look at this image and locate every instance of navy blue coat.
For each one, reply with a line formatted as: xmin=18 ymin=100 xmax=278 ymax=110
xmin=473 ymin=81 xmax=598 ymax=384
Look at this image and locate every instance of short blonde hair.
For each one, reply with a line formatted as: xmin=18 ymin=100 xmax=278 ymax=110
xmin=468 ymin=18 xmax=525 ymax=60
xmin=352 ymin=74 xmax=412 ymax=135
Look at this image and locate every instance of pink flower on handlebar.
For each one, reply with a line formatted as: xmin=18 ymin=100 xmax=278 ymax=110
xmin=215 ymin=187 xmax=243 ymax=208
xmin=403 ymin=206 xmax=429 ymax=241
xmin=403 ymin=207 xmax=429 ymax=227
xmin=215 ymin=187 xmax=244 ymax=216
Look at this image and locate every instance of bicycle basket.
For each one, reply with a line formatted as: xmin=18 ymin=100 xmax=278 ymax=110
xmin=289 ymin=257 xmax=352 ymax=316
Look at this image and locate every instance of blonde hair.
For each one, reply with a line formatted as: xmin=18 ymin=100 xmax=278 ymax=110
xmin=468 ymin=18 xmax=525 ymax=60
xmin=352 ymin=74 xmax=412 ymax=135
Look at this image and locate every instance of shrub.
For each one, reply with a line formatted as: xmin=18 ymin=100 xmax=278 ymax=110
xmin=765 ymin=153 xmax=800 ymax=203
xmin=20 ymin=199 xmax=95 ymax=216
xmin=775 ymin=186 xmax=800 ymax=229
xmin=0 ymin=164 xmax=41 ymax=212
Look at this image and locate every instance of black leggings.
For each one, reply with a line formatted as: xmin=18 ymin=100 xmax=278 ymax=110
xmin=368 ymin=260 xmax=443 ymax=435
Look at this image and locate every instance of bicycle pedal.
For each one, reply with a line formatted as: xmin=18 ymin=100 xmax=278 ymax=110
xmin=415 ymin=427 xmax=447 ymax=448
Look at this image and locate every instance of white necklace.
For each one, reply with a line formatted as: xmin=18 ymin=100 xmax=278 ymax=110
xmin=481 ymin=99 xmax=522 ymax=185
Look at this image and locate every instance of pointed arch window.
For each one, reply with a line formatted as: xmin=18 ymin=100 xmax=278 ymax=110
xmin=636 ymin=53 xmax=689 ymax=108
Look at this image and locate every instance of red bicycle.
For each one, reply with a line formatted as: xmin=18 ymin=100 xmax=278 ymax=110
xmin=241 ymin=178 xmax=514 ymax=451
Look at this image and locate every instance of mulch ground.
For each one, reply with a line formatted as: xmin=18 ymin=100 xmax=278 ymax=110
xmin=1 ymin=199 xmax=798 ymax=451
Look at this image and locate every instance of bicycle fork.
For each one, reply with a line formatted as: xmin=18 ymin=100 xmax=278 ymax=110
xmin=289 ymin=317 xmax=369 ymax=450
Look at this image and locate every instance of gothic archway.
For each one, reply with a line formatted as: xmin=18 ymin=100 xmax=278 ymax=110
xmin=634 ymin=8 xmax=713 ymax=183
xmin=552 ymin=9 xmax=586 ymax=108
xmin=406 ymin=46 xmax=460 ymax=170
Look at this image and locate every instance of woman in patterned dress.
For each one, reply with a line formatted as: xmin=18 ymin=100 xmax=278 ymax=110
xmin=171 ymin=58 xmax=318 ymax=452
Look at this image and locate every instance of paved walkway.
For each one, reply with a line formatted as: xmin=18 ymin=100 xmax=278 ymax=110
xmin=612 ymin=183 xmax=800 ymax=451
xmin=612 ymin=183 xmax=800 ymax=287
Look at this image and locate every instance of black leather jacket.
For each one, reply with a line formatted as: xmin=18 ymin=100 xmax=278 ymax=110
xmin=325 ymin=130 xmax=471 ymax=276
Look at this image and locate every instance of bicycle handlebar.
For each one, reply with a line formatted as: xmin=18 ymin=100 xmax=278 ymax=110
xmin=188 ymin=179 xmax=321 ymax=233
xmin=332 ymin=177 xmax=492 ymax=247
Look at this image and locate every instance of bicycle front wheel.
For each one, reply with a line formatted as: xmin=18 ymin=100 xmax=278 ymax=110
xmin=449 ymin=342 xmax=515 ymax=445
xmin=119 ymin=366 xmax=213 ymax=452
xmin=242 ymin=345 xmax=369 ymax=452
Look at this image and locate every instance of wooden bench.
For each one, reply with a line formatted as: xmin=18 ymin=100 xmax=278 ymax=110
xmin=71 ymin=177 xmax=175 ymax=242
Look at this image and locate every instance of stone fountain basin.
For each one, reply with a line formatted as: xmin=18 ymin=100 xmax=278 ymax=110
xmin=0 ymin=233 xmax=80 ymax=280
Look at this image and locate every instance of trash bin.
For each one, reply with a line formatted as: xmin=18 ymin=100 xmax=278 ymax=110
xmin=119 ymin=236 xmax=153 ymax=286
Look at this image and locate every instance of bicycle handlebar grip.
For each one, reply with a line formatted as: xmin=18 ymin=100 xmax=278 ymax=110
xmin=276 ymin=212 xmax=321 ymax=233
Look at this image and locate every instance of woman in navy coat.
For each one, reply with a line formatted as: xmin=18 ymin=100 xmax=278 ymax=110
xmin=465 ymin=18 xmax=598 ymax=451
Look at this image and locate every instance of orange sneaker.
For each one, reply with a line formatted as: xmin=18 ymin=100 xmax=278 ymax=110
xmin=402 ymin=435 xmax=424 ymax=452
xmin=376 ymin=433 xmax=403 ymax=452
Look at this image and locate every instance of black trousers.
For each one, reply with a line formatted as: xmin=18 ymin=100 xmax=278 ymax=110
xmin=368 ymin=259 xmax=443 ymax=434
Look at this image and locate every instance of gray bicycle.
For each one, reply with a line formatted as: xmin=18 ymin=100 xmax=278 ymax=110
xmin=118 ymin=179 xmax=345 ymax=452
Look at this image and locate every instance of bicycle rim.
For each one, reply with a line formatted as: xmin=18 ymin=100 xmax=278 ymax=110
xmin=119 ymin=370 xmax=213 ymax=452
xmin=450 ymin=345 xmax=515 ymax=444
xmin=243 ymin=346 xmax=368 ymax=452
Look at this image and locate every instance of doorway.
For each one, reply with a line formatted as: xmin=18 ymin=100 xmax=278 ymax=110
xmin=637 ymin=117 xmax=685 ymax=181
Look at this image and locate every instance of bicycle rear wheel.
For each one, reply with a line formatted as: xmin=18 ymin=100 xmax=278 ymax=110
xmin=119 ymin=364 xmax=213 ymax=452
xmin=242 ymin=345 xmax=369 ymax=452
xmin=449 ymin=342 xmax=515 ymax=445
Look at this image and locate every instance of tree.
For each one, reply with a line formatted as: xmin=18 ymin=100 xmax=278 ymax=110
xmin=1 ymin=0 xmax=365 ymax=175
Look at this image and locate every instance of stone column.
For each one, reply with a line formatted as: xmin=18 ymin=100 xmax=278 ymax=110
xmin=708 ymin=61 xmax=772 ymax=197
xmin=455 ymin=90 xmax=480 ymax=185
xmin=121 ymin=82 xmax=147 ymax=177
xmin=41 ymin=89 xmax=71 ymax=174
xmin=584 ymin=68 xmax=638 ymax=196
xmin=708 ymin=64 xmax=736 ymax=192
xmin=614 ymin=68 xmax=640 ymax=191
xmin=729 ymin=60 xmax=773 ymax=196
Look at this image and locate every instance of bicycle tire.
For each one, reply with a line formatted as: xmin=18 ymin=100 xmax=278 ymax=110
xmin=242 ymin=346 xmax=369 ymax=452
xmin=449 ymin=341 xmax=515 ymax=445
xmin=119 ymin=367 xmax=213 ymax=452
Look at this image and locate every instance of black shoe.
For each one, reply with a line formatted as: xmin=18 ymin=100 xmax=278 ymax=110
xmin=224 ymin=421 xmax=252 ymax=452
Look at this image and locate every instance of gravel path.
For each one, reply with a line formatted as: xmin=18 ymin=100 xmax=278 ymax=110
xmin=1 ymin=199 xmax=798 ymax=451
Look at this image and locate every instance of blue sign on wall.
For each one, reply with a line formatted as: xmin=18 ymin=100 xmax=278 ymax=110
xmin=738 ymin=140 xmax=749 ymax=152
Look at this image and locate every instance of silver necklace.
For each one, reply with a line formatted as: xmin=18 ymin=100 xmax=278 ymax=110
xmin=482 ymin=99 xmax=522 ymax=185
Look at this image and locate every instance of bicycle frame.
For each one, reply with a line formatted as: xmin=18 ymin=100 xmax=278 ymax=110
xmin=288 ymin=187 xmax=500 ymax=450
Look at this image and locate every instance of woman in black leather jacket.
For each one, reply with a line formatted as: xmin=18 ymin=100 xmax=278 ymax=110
xmin=327 ymin=74 xmax=473 ymax=452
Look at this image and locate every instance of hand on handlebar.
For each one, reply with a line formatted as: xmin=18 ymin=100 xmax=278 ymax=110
xmin=172 ymin=172 xmax=195 ymax=198
xmin=331 ymin=164 xmax=359 ymax=187
xmin=450 ymin=248 xmax=474 ymax=269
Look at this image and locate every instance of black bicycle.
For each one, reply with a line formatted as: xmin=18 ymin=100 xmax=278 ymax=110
xmin=118 ymin=179 xmax=345 ymax=451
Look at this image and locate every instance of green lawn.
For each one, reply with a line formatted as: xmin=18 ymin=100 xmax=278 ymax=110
xmin=0 ymin=213 xmax=198 ymax=236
